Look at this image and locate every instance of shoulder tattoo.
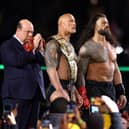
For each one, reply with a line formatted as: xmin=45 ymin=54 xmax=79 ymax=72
xmin=45 ymin=40 xmax=60 ymax=68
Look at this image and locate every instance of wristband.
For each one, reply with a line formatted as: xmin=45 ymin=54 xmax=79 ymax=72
xmin=78 ymin=86 xmax=90 ymax=108
xmin=115 ymin=83 xmax=125 ymax=99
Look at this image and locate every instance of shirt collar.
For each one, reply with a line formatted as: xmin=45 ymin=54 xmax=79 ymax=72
xmin=13 ymin=34 xmax=24 ymax=45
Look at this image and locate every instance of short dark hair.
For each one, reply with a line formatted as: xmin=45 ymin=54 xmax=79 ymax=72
xmin=16 ymin=21 xmax=22 ymax=29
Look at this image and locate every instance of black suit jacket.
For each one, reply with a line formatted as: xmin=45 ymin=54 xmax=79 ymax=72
xmin=0 ymin=37 xmax=46 ymax=99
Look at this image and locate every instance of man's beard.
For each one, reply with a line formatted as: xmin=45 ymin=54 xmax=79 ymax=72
xmin=98 ymin=29 xmax=117 ymax=46
xmin=98 ymin=29 xmax=111 ymax=38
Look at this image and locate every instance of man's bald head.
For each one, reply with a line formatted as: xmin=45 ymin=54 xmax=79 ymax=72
xmin=58 ymin=13 xmax=74 ymax=25
xmin=16 ymin=19 xmax=34 ymax=42
xmin=17 ymin=19 xmax=33 ymax=30
xmin=57 ymin=13 xmax=76 ymax=34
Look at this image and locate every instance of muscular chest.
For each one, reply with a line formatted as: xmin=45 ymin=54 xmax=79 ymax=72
xmin=89 ymin=43 xmax=116 ymax=63
xmin=56 ymin=38 xmax=77 ymax=81
xmin=106 ymin=44 xmax=117 ymax=61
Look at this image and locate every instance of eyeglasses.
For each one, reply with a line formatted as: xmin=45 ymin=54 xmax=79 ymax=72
xmin=21 ymin=30 xmax=34 ymax=35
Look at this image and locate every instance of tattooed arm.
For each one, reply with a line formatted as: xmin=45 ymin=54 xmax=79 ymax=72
xmin=77 ymin=44 xmax=90 ymax=87
xmin=45 ymin=39 xmax=70 ymax=101
xmin=76 ymin=44 xmax=90 ymax=108
xmin=113 ymin=61 xmax=122 ymax=85
xmin=45 ymin=39 xmax=62 ymax=90
xmin=113 ymin=61 xmax=127 ymax=109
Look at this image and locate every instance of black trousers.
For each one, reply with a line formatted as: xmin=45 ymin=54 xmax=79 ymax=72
xmin=2 ymin=86 xmax=43 ymax=129
xmin=81 ymin=80 xmax=116 ymax=122
xmin=86 ymin=80 xmax=116 ymax=101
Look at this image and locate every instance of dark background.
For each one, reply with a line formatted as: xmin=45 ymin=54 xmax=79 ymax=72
xmin=0 ymin=0 xmax=129 ymax=101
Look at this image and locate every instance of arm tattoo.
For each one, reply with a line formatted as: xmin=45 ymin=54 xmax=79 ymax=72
xmin=45 ymin=40 xmax=59 ymax=68
xmin=77 ymin=47 xmax=90 ymax=86
xmin=80 ymin=40 xmax=108 ymax=63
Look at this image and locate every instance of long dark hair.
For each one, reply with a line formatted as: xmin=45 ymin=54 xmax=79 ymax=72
xmin=77 ymin=13 xmax=118 ymax=50
xmin=77 ymin=13 xmax=106 ymax=49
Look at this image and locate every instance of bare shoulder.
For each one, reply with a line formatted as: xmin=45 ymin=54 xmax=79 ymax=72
xmin=46 ymin=38 xmax=59 ymax=50
xmin=45 ymin=38 xmax=60 ymax=68
xmin=79 ymin=39 xmax=110 ymax=62
xmin=107 ymin=42 xmax=116 ymax=51
xmin=79 ymin=40 xmax=95 ymax=57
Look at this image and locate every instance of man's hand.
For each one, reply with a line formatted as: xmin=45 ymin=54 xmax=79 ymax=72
xmin=7 ymin=112 xmax=16 ymax=125
xmin=33 ymin=33 xmax=44 ymax=50
xmin=117 ymin=95 xmax=127 ymax=109
xmin=50 ymin=88 xmax=70 ymax=102
xmin=72 ymin=87 xmax=83 ymax=108
xmin=76 ymin=94 xmax=83 ymax=108
xmin=78 ymin=86 xmax=90 ymax=109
